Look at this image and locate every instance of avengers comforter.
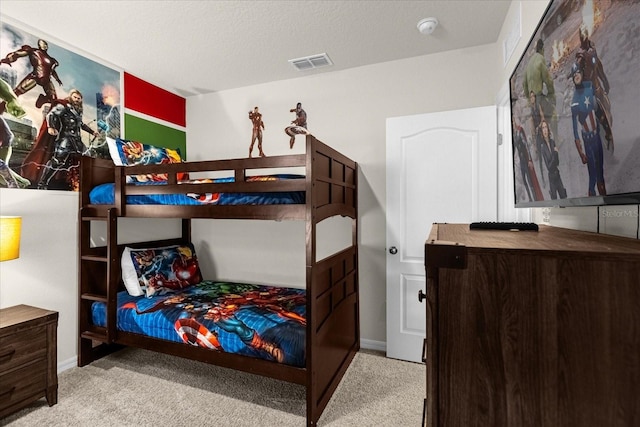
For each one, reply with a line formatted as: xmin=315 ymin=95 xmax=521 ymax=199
xmin=92 ymin=281 xmax=306 ymax=367
xmin=89 ymin=175 xmax=305 ymax=205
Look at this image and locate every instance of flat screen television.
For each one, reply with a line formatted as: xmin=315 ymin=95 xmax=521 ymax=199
xmin=509 ymin=0 xmax=640 ymax=208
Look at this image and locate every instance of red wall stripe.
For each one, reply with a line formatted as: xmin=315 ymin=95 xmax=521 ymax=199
xmin=124 ymin=72 xmax=186 ymax=127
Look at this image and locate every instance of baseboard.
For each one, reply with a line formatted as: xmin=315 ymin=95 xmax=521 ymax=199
xmin=360 ymin=338 xmax=386 ymax=353
xmin=58 ymin=355 xmax=76 ymax=373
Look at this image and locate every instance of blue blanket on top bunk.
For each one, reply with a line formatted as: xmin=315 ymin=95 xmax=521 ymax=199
xmin=89 ymin=175 xmax=305 ymax=205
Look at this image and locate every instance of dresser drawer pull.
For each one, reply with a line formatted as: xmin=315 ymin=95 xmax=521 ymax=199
xmin=0 ymin=386 xmax=16 ymax=399
xmin=0 ymin=346 xmax=16 ymax=362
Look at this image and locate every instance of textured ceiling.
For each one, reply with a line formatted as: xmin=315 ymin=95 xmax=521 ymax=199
xmin=1 ymin=1 xmax=511 ymax=96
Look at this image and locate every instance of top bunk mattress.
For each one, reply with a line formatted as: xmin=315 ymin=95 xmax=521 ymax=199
xmin=89 ymin=175 xmax=305 ymax=206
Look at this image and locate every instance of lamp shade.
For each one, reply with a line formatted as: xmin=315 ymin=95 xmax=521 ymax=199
xmin=0 ymin=216 xmax=21 ymax=261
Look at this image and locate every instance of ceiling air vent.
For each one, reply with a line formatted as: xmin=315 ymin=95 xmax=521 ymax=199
xmin=288 ymin=53 xmax=333 ymax=71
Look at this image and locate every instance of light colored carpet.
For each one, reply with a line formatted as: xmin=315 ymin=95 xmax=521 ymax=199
xmin=1 ymin=348 xmax=424 ymax=426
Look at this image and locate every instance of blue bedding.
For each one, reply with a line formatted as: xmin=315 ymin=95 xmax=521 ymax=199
xmin=92 ymin=281 xmax=307 ymax=367
xmin=89 ymin=175 xmax=305 ymax=205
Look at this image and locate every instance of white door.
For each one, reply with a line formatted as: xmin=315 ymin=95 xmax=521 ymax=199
xmin=386 ymin=106 xmax=497 ymax=362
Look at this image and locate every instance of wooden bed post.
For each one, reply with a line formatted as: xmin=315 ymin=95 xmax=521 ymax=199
xmin=305 ymin=135 xmax=317 ymax=425
xmin=353 ymin=160 xmax=360 ymax=352
xmin=304 ymin=135 xmax=360 ymax=425
xmin=78 ymin=157 xmax=123 ymax=366
xmin=181 ymin=218 xmax=191 ymax=243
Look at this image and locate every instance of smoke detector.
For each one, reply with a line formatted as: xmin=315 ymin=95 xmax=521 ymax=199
xmin=289 ymin=53 xmax=333 ymax=71
xmin=417 ymin=17 xmax=439 ymax=35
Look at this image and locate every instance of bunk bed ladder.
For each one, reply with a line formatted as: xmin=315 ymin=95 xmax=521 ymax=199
xmin=78 ymin=207 xmax=118 ymax=366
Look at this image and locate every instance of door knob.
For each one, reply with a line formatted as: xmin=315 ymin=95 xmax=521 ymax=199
xmin=418 ymin=290 xmax=426 ymax=302
xmin=389 ymin=246 xmax=398 ymax=255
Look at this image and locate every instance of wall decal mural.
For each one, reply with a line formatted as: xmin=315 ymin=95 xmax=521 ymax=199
xmin=0 ymin=19 xmax=122 ymax=191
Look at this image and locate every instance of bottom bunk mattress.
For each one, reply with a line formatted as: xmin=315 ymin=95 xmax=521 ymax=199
xmin=91 ymin=281 xmax=306 ymax=367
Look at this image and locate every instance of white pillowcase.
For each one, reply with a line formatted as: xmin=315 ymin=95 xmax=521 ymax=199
xmin=121 ymin=247 xmax=145 ymax=296
xmin=106 ymin=137 xmax=125 ymax=165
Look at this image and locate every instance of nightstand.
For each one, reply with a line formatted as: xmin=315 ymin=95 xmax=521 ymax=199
xmin=0 ymin=305 xmax=58 ymax=418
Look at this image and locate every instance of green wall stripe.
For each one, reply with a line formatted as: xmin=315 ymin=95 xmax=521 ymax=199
xmin=124 ymin=113 xmax=187 ymax=159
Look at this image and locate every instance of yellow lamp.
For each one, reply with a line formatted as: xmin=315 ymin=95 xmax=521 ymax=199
xmin=0 ymin=216 xmax=21 ymax=261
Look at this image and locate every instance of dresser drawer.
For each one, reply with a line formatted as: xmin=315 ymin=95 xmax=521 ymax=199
xmin=0 ymin=325 xmax=47 ymax=373
xmin=0 ymin=360 xmax=47 ymax=414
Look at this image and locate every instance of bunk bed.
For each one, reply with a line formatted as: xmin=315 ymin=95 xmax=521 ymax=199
xmin=77 ymin=135 xmax=359 ymax=426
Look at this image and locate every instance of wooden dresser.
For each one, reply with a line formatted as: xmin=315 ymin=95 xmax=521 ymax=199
xmin=424 ymin=223 xmax=640 ymax=426
xmin=0 ymin=305 xmax=58 ymax=418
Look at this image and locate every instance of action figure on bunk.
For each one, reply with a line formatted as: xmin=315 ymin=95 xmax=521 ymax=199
xmin=248 ymin=106 xmax=266 ymax=157
xmin=285 ymin=102 xmax=310 ymax=148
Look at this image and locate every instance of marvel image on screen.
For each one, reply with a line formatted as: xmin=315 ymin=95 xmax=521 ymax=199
xmin=510 ymin=0 xmax=640 ymax=207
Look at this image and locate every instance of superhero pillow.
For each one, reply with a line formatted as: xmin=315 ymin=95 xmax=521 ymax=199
xmin=121 ymin=243 xmax=203 ymax=298
xmin=106 ymin=137 xmax=188 ymax=183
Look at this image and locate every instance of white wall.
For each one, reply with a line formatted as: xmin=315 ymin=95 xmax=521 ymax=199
xmin=0 ymin=189 xmax=79 ymax=370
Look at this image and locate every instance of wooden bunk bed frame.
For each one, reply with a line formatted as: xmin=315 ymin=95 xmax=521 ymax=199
xmin=77 ymin=135 xmax=359 ymax=426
